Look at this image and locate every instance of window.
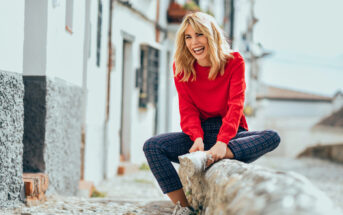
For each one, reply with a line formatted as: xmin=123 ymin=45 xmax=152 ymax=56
xmin=65 ymin=0 xmax=74 ymax=33
xmin=137 ymin=45 xmax=160 ymax=109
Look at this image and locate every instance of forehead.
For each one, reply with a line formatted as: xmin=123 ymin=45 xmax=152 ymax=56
xmin=184 ymin=25 xmax=195 ymax=35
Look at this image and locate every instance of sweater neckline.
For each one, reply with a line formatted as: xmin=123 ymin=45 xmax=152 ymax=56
xmin=194 ymin=61 xmax=211 ymax=72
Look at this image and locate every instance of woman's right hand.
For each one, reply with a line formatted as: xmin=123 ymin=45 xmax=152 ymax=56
xmin=189 ymin=137 xmax=204 ymax=153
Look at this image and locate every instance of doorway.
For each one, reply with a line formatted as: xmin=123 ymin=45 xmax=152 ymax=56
xmin=120 ymin=39 xmax=133 ymax=161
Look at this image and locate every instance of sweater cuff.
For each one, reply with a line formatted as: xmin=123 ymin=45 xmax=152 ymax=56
xmin=190 ymin=131 xmax=204 ymax=142
xmin=216 ymin=137 xmax=230 ymax=145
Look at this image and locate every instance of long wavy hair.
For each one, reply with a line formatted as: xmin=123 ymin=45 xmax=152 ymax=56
xmin=174 ymin=12 xmax=234 ymax=82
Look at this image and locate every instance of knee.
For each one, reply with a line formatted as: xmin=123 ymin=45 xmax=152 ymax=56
xmin=265 ymin=130 xmax=281 ymax=150
xmin=143 ymin=137 xmax=158 ymax=153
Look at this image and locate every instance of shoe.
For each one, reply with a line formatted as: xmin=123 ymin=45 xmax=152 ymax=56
xmin=172 ymin=201 xmax=194 ymax=215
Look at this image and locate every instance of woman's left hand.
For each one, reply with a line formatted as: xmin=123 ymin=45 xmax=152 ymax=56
xmin=206 ymin=141 xmax=227 ymax=167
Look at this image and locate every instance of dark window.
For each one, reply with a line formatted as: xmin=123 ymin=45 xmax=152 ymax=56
xmin=137 ymin=45 xmax=160 ymax=109
xmin=96 ymin=0 xmax=103 ymax=67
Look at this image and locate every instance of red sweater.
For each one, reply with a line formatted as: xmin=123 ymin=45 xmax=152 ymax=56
xmin=173 ymin=52 xmax=248 ymax=144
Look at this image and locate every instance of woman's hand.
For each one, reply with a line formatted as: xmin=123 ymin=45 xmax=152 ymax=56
xmin=189 ymin=137 xmax=204 ymax=153
xmin=206 ymin=141 xmax=227 ymax=167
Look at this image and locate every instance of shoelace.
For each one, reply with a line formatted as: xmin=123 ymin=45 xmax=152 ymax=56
xmin=172 ymin=201 xmax=193 ymax=215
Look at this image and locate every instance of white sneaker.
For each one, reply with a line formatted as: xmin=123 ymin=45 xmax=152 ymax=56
xmin=172 ymin=201 xmax=193 ymax=215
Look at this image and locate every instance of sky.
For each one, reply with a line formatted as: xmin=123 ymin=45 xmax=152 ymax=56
xmin=253 ymin=0 xmax=343 ymax=96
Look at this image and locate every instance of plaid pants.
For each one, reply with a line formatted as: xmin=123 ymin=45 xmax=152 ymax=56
xmin=143 ymin=117 xmax=280 ymax=194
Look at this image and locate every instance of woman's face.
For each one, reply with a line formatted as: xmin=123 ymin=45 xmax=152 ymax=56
xmin=184 ymin=25 xmax=210 ymax=67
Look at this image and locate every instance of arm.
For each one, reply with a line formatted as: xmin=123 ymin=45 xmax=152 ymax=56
xmin=173 ymin=65 xmax=204 ymax=142
xmin=217 ymin=56 xmax=246 ymax=144
xmin=206 ymin=56 xmax=246 ymax=165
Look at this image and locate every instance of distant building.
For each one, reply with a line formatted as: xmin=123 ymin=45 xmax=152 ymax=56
xmin=248 ymin=84 xmax=343 ymax=157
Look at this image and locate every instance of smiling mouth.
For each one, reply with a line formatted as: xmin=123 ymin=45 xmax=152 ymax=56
xmin=193 ymin=47 xmax=205 ymax=55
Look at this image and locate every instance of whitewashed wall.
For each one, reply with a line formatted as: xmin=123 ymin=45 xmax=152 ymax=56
xmin=45 ymin=0 xmax=86 ymax=87
xmin=0 ymin=1 xmax=25 ymax=74
xmin=249 ymin=99 xmax=336 ymax=157
xmin=83 ymin=0 xmax=118 ymax=184
xmin=109 ymin=1 xmax=159 ymax=165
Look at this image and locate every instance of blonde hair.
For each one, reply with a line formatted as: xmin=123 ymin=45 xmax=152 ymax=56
xmin=174 ymin=12 xmax=234 ymax=82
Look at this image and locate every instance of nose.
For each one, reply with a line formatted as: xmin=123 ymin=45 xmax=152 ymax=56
xmin=191 ymin=37 xmax=200 ymax=46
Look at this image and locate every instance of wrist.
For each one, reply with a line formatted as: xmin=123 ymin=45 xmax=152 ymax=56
xmin=216 ymin=141 xmax=227 ymax=146
xmin=195 ymin=137 xmax=203 ymax=141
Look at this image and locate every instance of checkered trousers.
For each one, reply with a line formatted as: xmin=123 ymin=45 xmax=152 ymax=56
xmin=143 ymin=117 xmax=280 ymax=194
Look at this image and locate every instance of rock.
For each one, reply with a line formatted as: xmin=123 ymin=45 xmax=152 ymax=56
xmin=178 ymin=151 xmax=342 ymax=215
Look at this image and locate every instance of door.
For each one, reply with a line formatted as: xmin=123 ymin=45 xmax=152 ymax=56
xmin=120 ymin=40 xmax=133 ymax=161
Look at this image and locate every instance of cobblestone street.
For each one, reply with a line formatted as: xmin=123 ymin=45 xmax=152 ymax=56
xmin=3 ymin=157 xmax=343 ymax=215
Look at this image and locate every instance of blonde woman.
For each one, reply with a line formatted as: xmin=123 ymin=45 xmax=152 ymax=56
xmin=143 ymin=12 xmax=280 ymax=215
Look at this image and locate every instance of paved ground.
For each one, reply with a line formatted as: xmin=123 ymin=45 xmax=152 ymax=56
xmin=3 ymin=171 xmax=173 ymax=215
xmin=3 ymin=156 xmax=343 ymax=214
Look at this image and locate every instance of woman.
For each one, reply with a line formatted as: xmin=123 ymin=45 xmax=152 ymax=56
xmin=143 ymin=12 xmax=280 ymax=215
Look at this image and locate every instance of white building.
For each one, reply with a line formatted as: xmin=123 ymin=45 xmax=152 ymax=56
xmin=249 ymin=85 xmax=343 ymax=157
xmin=0 ymin=0 xmax=238 ymax=205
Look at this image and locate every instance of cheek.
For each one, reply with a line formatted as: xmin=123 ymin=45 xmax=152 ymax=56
xmin=185 ymin=42 xmax=193 ymax=54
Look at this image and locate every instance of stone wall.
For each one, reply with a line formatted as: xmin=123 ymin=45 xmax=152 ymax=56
xmin=298 ymin=143 xmax=343 ymax=164
xmin=23 ymin=76 xmax=83 ymax=196
xmin=178 ymin=152 xmax=342 ymax=215
xmin=0 ymin=70 xmax=24 ymax=208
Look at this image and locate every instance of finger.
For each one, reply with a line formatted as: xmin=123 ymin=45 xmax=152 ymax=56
xmin=190 ymin=144 xmax=201 ymax=153
xmin=207 ymin=157 xmax=214 ymax=167
xmin=189 ymin=145 xmax=196 ymax=153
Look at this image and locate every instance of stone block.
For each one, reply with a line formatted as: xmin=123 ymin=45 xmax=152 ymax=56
xmin=78 ymin=180 xmax=95 ymax=197
xmin=0 ymin=70 xmax=24 ymax=208
xmin=298 ymin=143 xmax=343 ymax=164
xmin=23 ymin=173 xmax=49 ymax=206
xmin=178 ymin=151 xmax=342 ymax=215
xmin=23 ymin=76 xmax=83 ymax=196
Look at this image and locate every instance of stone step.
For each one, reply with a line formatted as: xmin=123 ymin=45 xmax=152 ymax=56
xmin=117 ymin=162 xmax=140 ymax=175
xmin=22 ymin=173 xmax=49 ymax=206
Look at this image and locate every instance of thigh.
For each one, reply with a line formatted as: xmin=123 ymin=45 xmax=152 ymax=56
xmin=232 ymin=129 xmax=279 ymax=141
xmin=229 ymin=129 xmax=280 ymax=162
xmin=144 ymin=132 xmax=193 ymax=163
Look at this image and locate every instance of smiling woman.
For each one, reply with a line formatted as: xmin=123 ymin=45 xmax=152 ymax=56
xmin=184 ymin=26 xmax=209 ymax=66
xmin=143 ymin=12 xmax=281 ymax=215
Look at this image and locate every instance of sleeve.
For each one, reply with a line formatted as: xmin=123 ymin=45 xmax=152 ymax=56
xmin=216 ymin=55 xmax=246 ymax=144
xmin=173 ymin=63 xmax=204 ymax=142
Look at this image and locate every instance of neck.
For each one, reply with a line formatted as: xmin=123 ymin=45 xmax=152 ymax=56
xmin=197 ymin=59 xmax=211 ymax=67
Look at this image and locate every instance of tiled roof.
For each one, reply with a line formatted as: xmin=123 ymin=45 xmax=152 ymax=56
xmin=256 ymin=85 xmax=332 ymax=102
xmin=317 ymin=107 xmax=343 ymax=128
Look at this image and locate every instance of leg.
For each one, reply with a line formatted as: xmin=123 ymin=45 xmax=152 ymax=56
xmin=143 ymin=132 xmax=193 ymax=206
xmin=228 ymin=129 xmax=281 ymax=163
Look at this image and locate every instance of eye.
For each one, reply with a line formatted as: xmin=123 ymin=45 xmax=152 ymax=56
xmin=185 ymin=35 xmax=191 ymax=39
xmin=196 ymin=33 xmax=204 ymax=37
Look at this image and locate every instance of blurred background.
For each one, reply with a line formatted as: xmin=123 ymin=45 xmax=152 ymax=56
xmin=1 ymin=0 xmax=342 ymax=212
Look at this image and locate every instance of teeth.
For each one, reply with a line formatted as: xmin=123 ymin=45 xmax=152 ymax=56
xmin=193 ymin=47 xmax=203 ymax=51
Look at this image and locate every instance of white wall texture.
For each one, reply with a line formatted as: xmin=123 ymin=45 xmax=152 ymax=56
xmin=109 ymin=2 xmax=159 ymax=165
xmin=83 ymin=0 xmax=118 ymax=185
xmin=46 ymin=0 xmax=85 ymax=87
xmin=0 ymin=1 xmax=25 ymax=74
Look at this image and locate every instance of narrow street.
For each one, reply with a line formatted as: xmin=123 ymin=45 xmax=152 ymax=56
xmin=3 ymin=156 xmax=343 ymax=215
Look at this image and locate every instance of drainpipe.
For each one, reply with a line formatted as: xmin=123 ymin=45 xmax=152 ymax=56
xmin=80 ymin=0 xmax=91 ymax=181
xmin=155 ymin=0 xmax=160 ymax=43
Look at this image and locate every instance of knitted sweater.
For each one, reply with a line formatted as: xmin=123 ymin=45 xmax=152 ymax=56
xmin=173 ymin=52 xmax=248 ymax=144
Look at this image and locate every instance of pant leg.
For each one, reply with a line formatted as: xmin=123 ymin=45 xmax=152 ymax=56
xmin=143 ymin=132 xmax=193 ymax=194
xmin=228 ymin=129 xmax=281 ymax=163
